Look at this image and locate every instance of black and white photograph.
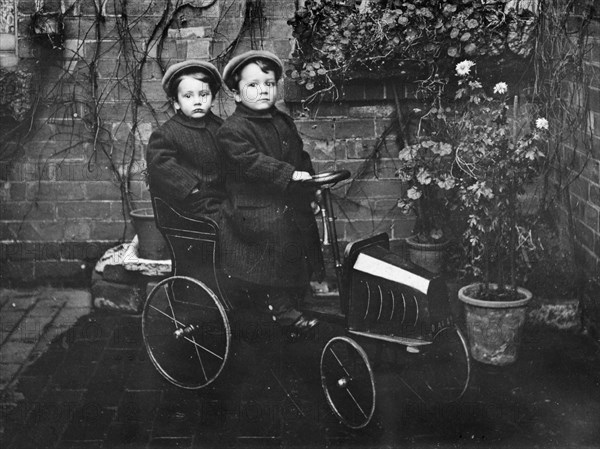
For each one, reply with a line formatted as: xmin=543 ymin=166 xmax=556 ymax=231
xmin=1 ymin=0 xmax=599 ymax=447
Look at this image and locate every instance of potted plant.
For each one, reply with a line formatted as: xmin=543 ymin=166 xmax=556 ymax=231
xmin=396 ymin=139 xmax=458 ymax=273
xmin=449 ymin=60 xmax=548 ymax=365
xmin=129 ymin=207 xmax=170 ymax=260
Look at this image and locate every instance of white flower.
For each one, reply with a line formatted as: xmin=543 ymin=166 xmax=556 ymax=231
xmin=493 ymin=82 xmax=508 ymax=95
xmin=397 ymin=199 xmax=412 ymax=213
xmin=456 ymin=60 xmax=475 ymax=76
xmin=416 ymin=168 xmax=432 ymax=185
xmin=407 ymin=186 xmax=422 ymax=200
xmin=398 ymin=146 xmax=417 ymax=161
xmin=437 ymin=174 xmax=456 ymax=190
xmin=431 ymin=142 xmax=452 ymax=156
xmin=396 ymin=169 xmax=412 ymax=182
xmin=430 ymin=229 xmax=444 ymax=240
xmin=535 ymin=117 xmax=549 ymax=130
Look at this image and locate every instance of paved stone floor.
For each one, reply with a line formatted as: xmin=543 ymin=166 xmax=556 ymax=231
xmin=1 ymin=288 xmax=600 ymax=448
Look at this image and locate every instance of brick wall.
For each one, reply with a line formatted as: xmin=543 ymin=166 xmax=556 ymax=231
xmin=562 ymin=7 xmax=600 ymax=336
xmin=286 ymin=80 xmax=418 ymax=248
xmin=1 ymin=0 xmax=416 ymax=286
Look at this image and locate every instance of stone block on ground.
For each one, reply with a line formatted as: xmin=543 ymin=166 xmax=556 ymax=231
xmin=102 ymin=264 xmax=165 ymax=285
xmin=528 ymin=296 xmax=582 ymax=331
xmin=91 ymin=276 xmax=144 ymax=314
xmin=146 ymin=280 xmax=159 ymax=299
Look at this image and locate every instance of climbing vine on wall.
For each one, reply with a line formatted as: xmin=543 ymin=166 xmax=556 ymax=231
xmin=1 ymin=0 xmax=263 ymax=240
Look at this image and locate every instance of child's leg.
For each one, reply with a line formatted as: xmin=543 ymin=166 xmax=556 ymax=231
xmin=263 ymin=287 xmax=319 ymax=340
xmin=228 ymin=278 xmax=318 ymax=336
xmin=263 ymin=287 xmax=303 ymax=326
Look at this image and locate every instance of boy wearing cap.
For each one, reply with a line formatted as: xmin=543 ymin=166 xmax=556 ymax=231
xmin=218 ymin=50 xmax=324 ymax=338
xmin=146 ymin=60 xmax=225 ymax=219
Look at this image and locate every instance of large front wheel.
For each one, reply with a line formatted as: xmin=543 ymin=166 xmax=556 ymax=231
xmin=142 ymin=276 xmax=231 ymax=389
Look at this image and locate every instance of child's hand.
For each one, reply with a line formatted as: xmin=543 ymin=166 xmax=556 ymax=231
xmin=292 ymin=171 xmax=312 ymax=181
xmin=311 ymin=201 xmax=321 ymax=215
xmin=311 ymin=189 xmax=322 ymax=214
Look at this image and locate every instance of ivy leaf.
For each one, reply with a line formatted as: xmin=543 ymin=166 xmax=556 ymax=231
xmin=465 ymin=43 xmax=477 ymax=54
xmin=467 ymin=19 xmax=479 ymax=29
xmin=444 ymin=4 xmax=458 ymax=14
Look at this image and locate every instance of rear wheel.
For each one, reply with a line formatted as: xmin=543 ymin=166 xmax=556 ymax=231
xmin=142 ymin=276 xmax=231 ymax=389
xmin=414 ymin=325 xmax=471 ymax=402
xmin=320 ymin=336 xmax=376 ymax=429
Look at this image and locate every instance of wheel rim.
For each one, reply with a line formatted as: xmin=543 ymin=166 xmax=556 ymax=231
xmin=418 ymin=325 xmax=471 ymax=402
xmin=320 ymin=336 xmax=376 ymax=429
xmin=142 ymin=276 xmax=231 ymax=389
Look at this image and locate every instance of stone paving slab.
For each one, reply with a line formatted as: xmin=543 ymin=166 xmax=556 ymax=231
xmin=0 ymin=288 xmax=92 ymax=392
xmin=0 ymin=288 xmax=599 ymax=448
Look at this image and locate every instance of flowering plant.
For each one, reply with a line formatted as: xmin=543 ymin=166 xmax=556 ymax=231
xmin=396 ymin=139 xmax=458 ymax=244
xmin=450 ymin=60 xmax=548 ymax=299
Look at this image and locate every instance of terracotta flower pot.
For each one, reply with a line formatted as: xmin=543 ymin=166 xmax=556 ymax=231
xmin=130 ymin=208 xmax=169 ymax=260
xmin=458 ymin=283 xmax=532 ymax=366
xmin=405 ymin=235 xmax=449 ymax=274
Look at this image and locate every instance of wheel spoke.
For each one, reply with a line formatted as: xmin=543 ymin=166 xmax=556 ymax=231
xmin=164 ymin=283 xmax=179 ymax=330
xmin=329 ymin=347 xmax=351 ymax=377
xmin=345 ymin=388 xmax=368 ymax=419
xmin=183 ymin=335 xmax=224 ymax=360
xmin=149 ymin=303 xmax=185 ymax=328
xmin=192 ymin=336 xmax=208 ymax=382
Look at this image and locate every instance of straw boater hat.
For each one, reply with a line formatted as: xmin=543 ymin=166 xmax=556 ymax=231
xmin=161 ymin=60 xmax=222 ymax=97
xmin=222 ymin=50 xmax=284 ymax=91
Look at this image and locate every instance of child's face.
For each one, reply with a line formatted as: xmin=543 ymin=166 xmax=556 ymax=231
xmin=234 ymin=62 xmax=277 ymax=111
xmin=174 ymin=76 xmax=213 ymax=119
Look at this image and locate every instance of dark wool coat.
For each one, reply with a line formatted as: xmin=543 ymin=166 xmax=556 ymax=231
xmin=217 ymin=103 xmax=325 ymax=288
xmin=146 ymin=111 xmax=225 ymax=218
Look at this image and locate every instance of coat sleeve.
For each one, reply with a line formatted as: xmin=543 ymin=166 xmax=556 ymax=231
xmin=292 ymin=121 xmax=315 ymax=175
xmin=146 ymin=126 xmax=198 ymax=201
xmin=217 ymin=123 xmax=295 ymax=191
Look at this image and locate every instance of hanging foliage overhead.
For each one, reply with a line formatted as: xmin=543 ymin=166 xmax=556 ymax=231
xmin=288 ymin=0 xmax=538 ymax=97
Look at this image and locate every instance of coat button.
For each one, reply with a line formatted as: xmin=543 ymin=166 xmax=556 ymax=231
xmin=268 ymin=305 xmax=273 ymax=311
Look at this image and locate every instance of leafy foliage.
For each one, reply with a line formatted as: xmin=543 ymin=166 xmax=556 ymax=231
xmin=396 ymin=139 xmax=458 ymax=243
xmin=0 ymin=69 xmax=33 ymax=122
xmin=288 ymin=0 xmax=537 ymax=98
